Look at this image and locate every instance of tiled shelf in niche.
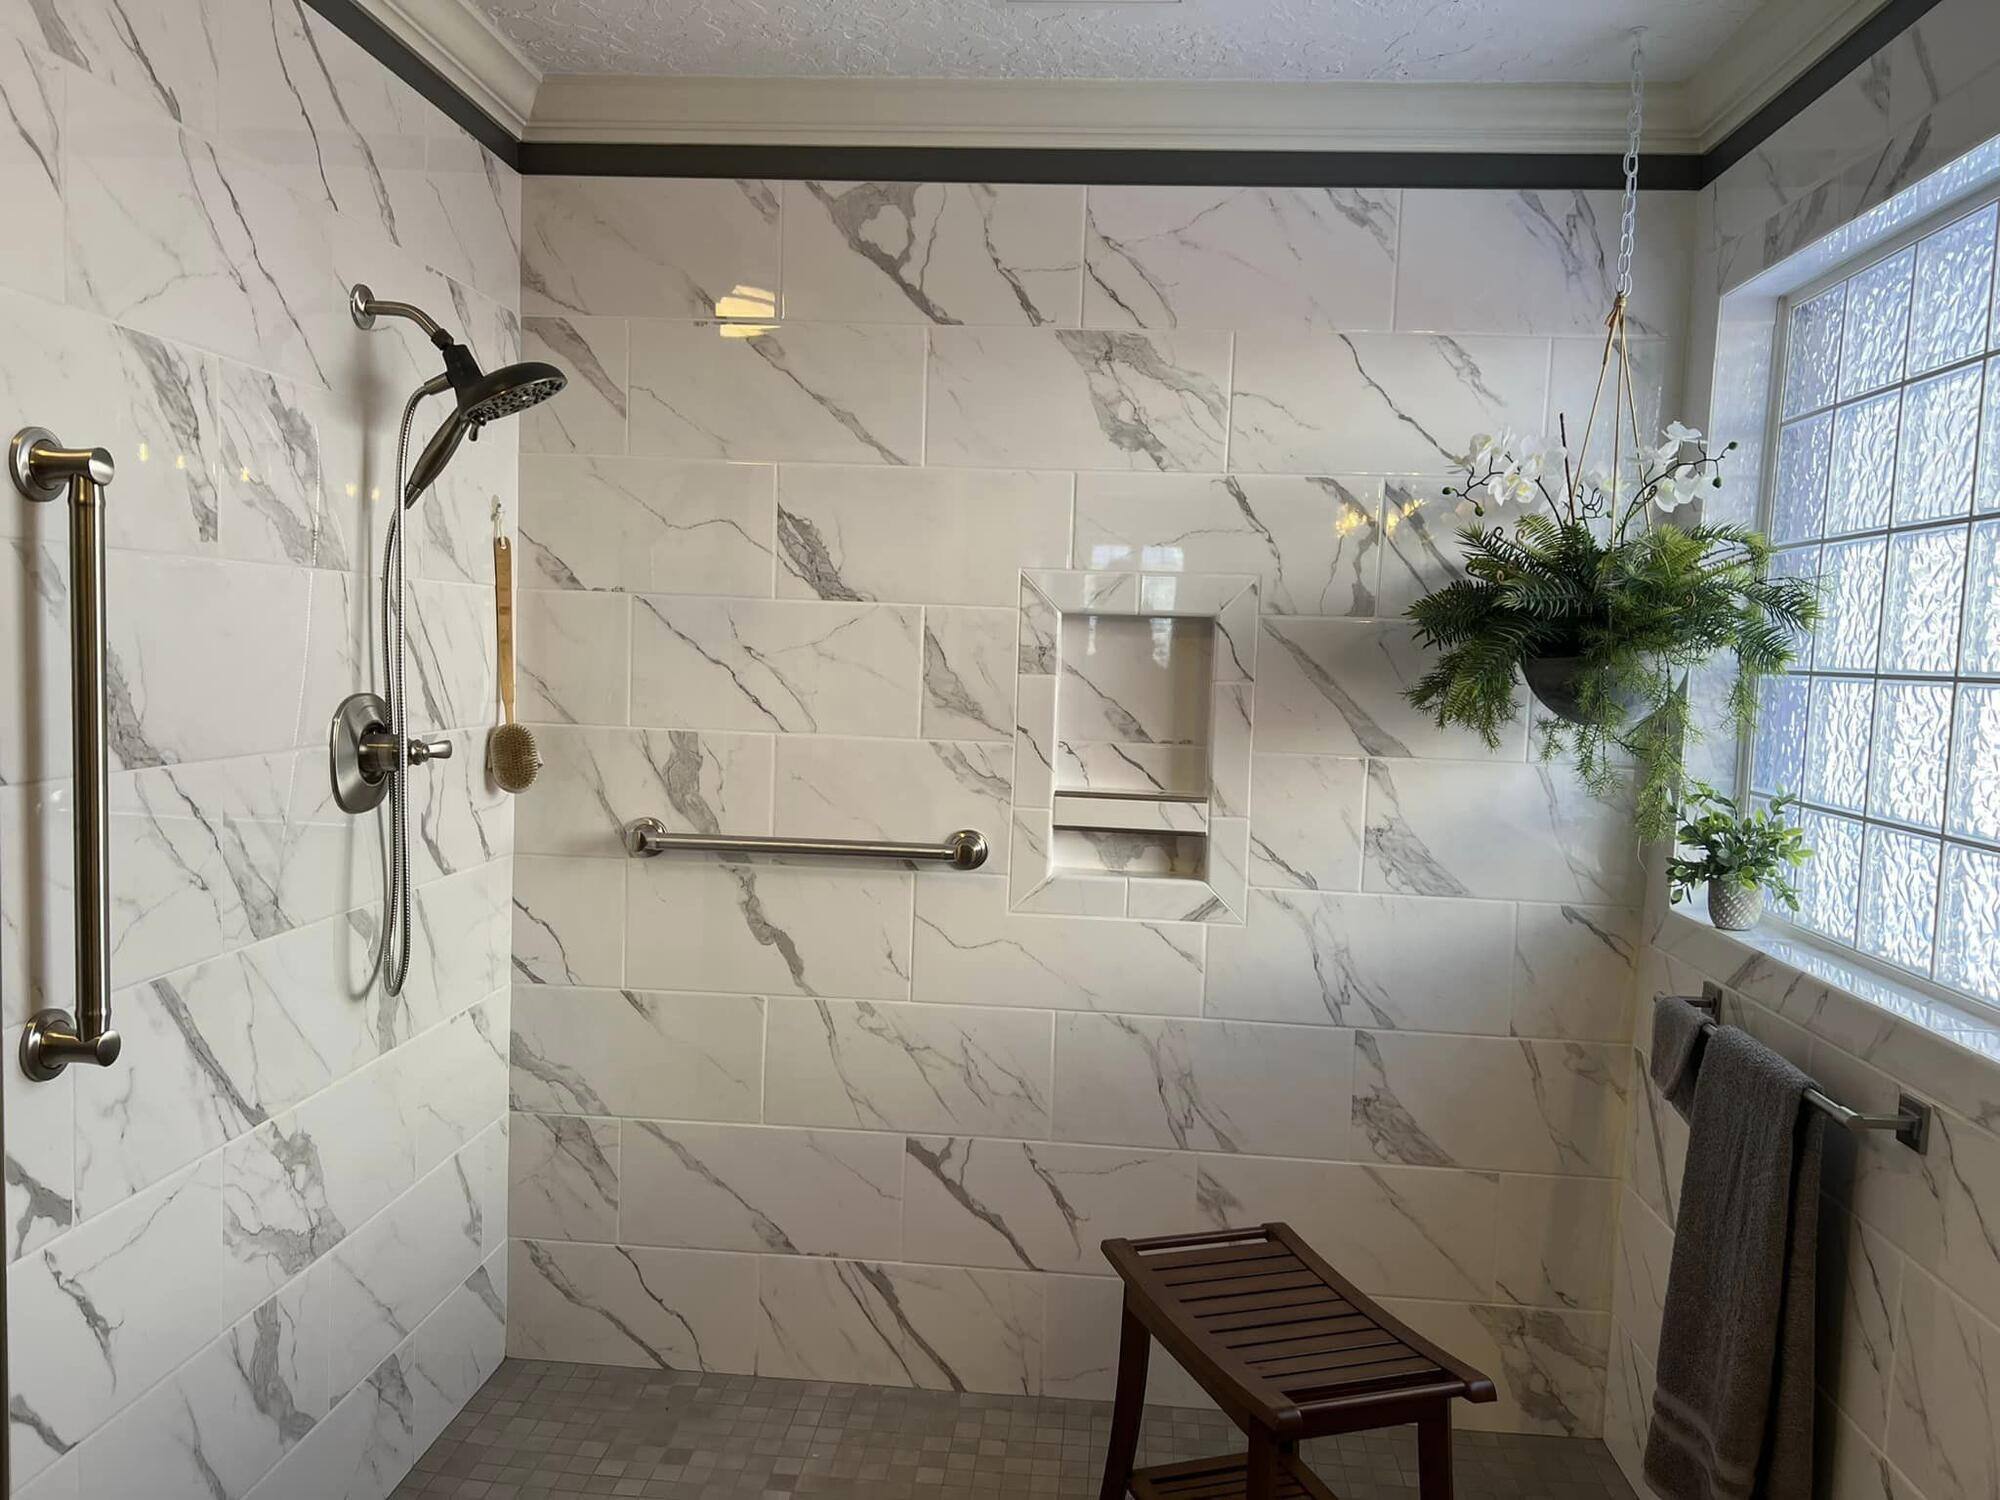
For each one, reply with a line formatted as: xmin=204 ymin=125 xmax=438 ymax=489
xmin=1011 ymin=569 xmax=1254 ymax=924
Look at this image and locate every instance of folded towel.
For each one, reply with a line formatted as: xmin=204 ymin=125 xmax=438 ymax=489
xmin=1644 ymin=1025 xmax=1826 ymax=1500
xmin=1651 ymin=994 xmax=1709 ymax=1120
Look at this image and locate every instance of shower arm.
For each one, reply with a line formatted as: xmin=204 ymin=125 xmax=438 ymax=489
xmin=349 ymin=284 xmax=450 ymax=343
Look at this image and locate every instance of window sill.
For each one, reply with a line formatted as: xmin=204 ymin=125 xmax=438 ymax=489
xmin=1656 ymin=900 xmax=2000 ymax=1127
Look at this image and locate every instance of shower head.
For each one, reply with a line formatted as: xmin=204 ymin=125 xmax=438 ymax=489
xmin=350 ymin=284 xmax=567 ymax=506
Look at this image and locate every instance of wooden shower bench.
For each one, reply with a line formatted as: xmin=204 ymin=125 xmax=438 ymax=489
xmin=1098 ymin=1223 xmax=1496 ymax=1500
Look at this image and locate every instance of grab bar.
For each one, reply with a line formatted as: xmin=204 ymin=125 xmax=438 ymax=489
xmin=1670 ymin=986 xmax=1931 ymax=1152
xmin=624 ymin=817 xmax=989 ymax=870
xmin=11 ymin=428 xmax=121 ymax=1080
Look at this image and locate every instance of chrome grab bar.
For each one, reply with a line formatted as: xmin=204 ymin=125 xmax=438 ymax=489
xmin=624 ymin=818 xmax=988 ymax=870
xmin=11 ymin=428 xmax=121 ymax=1080
xmin=1671 ymin=985 xmax=1930 ymax=1152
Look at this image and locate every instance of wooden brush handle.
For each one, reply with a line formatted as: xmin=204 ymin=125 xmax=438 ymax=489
xmin=495 ymin=536 xmax=517 ymax=727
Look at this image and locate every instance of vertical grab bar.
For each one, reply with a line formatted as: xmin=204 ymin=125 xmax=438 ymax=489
xmin=11 ymin=428 xmax=121 ymax=1080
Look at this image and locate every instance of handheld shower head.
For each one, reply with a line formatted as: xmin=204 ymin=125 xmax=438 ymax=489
xmin=349 ymin=284 xmax=567 ymax=506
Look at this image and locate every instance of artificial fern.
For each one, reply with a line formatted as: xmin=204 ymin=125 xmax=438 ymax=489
xmin=1404 ymin=437 xmax=1821 ymax=842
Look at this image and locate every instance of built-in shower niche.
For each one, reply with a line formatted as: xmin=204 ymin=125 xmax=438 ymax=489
xmin=1011 ymin=570 xmax=1254 ymax=923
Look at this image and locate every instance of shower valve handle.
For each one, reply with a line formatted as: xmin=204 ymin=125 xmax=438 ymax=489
xmin=357 ymin=729 xmax=454 ymax=781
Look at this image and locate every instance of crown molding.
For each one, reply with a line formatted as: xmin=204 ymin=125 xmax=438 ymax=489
xmin=524 ymin=75 xmax=1701 ymax=155
xmin=1686 ymin=0 xmax=1894 ymax=152
xmin=343 ymin=0 xmax=542 ymax=139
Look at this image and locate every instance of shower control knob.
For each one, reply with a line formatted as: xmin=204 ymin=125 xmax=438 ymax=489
xmin=408 ymin=736 xmax=453 ymax=765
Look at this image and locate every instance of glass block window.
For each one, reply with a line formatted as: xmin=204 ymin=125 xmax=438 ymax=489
xmin=1755 ymin=198 xmax=2000 ymax=1007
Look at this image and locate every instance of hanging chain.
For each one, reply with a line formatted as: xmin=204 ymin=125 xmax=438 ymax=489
xmin=1615 ymin=29 xmax=1645 ymax=300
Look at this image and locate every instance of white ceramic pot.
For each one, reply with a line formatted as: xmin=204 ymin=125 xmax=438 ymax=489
xmin=1708 ymin=881 xmax=1764 ymax=931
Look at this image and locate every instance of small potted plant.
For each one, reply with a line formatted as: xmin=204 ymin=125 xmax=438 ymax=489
xmin=1666 ymin=784 xmax=1812 ymax=931
xmin=1404 ymin=422 xmax=1821 ymax=840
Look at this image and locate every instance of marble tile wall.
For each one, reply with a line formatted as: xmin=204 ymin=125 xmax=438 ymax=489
xmin=0 ymin=2 xmax=518 ymax=1495
xmin=509 ymin=174 xmax=1688 ymax=1433
xmin=1613 ymin=8 xmax=2000 ymax=1495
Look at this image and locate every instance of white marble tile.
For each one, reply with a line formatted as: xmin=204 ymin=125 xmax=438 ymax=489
xmin=1255 ymin=618 xmax=1528 ymax=759
xmin=104 ymin=552 xmax=311 ymax=771
xmin=1887 ymin=1269 xmax=2000 ymax=1500
xmin=519 ymin=454 xmax=775 ymax=597
xmin=1363 ymin=760 xmax=1644 ymax=904
xmin=0 ymin=35 xmax=60 ymax=301
xmin=927 ymin=328 xmax=1231 ymax=472
xmin=904 ymin=1137 xmax=1195 ymax=1275
xmin=1602 ymin=1329 xmax=1656 ymax=1492
xmin=1058 ymin=614 xmax=1213 ymax=749
xmin=511 ymin=1112 xmax=618 ymax=1243
xmin=1546 ymin=334 xmax=1672 ymax=465
xmin=66 ymin=80 xmax=330 ymax=386
xmin=72 ymin=1271 xmax=325 ymax=1500
xmin=632 ymin=597 xmax=921 ymax=736
xmin=512 ymin=985 xmax=764 ymax=1122
xmin=1075 ymin=473 xmax=1381 ymax=617
xmin=777 ymin=465 xmax=1071 ymax=606
xmin=629 ymin=320 xmax=925 ymax=465
xmin=239 ymin=1337 xmax=414 ymax=1500
xmin=519 ymin=725 xmax=774 ymax=859
xmin=3 ymin=1017 xmax=72 ymax=1262
xmin=912 ymin=875 xmax=1203 ymax=1014
xmin=1512 ymin=904 xmax=1640 ymax=1042
xmin=621 ymin=1121 xmax=904 ymax=1259
xmin=514 ymin=854 xmax=625 ymax=988
xmin=774 ymin=738 xmax=1012 ymax=868
xmin=923 ymin=607 xmax=1016 ymax=742
xmin=753 ymin=1257 xmax=915 ymax=1387
xmin=1626 ymin=1068 xmax=1689 ymax=1228
xmin=1206 ymin=889 xmax=1513 ymax=1032
xmin=515 ymin=589 xmax=629 ymax=725
xmin=1247 ymin=754 xmax=1365 ymax=890
xmin=1385 ymin=1298 xmax=1607 ymax=1437
xmin=627 ymin=859 xmax=912 ymax=999
xmin=1396 ymin=190 xmax=1690 ymax=339
xmin=1230 ymin=331 xmax=1547 ymax=476
xmin=1353 ymin=1031 xmax=1627 ymax=1176
xmin=1819 ymin=1206 xmax=1903 ymax=1444
xmin=403 ymin=1254 xmax=508 ymax=1455
xmin=399 ymin=994 xmax=509 ymax=1176
xmin=880 ymin=1261 xmax=1045 ymax=1396
xmin=1040 ymin=1272 xmax=1213 ymax=1407
xmin=508 ymin=1239 xmax=759 ymax=1373
xmin=325 ymin=1150 xmax=487 ymax=1398
xmin=523 ymin=176 xmax=780 ymax=318
xmin=764 ymin=996 xmax=1051 ymax=1138
xmin=1013 ymin=673 xmax=1057 ymax=811
xmin=1085 ymin=186 xmax=1398 ymax=332
xmin=23 ymin=0 xmax=219 ymax=131
xmin=221 ymin=1064 xmax=417 ymax=1324
xmin=521 ymin=316 xmax=627 ymax=454
xmin=403 ymin=579 xmax=499 ymax=735
xmin=1196 ymin=1156 xmax=1497 ymax=1301
xmin=1496 ymin=1175 xmax=1619 ymax=1312
xmin=784 ymin=182 xmax=1083 ymax=325
xmin=1053 ymin=1014 xmax=1352 ymax=1159
xmin=216 ymin=362 xmax=341 ymax=570
xmin=8 ymin=1157 xmax=222 ymax=1486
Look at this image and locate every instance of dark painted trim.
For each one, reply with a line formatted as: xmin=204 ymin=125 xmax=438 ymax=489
xmin=516 ymin=141 xmax=1704 ymax=189
xmin=302 ymin=0 xmax=1940 ymax=193
xmin=1701 ymin=0 xmax=1947 ymax=183
xmin=300 ymin=0 xmax=519 ymax=169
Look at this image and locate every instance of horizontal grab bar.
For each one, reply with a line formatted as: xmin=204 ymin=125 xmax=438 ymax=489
xmin=1669 ymin=987 xmax=1931 ymax=1152
xmin=623 ymin=818 xmax=988 ymax=870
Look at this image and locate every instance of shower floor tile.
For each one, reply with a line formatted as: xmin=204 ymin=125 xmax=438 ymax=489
xmin=394 ymin=1359 xmax=1637 ymax=1499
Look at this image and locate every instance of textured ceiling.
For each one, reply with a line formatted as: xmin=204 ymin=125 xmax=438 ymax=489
xmin=474 ymin=0 xmax=1769 ymax=82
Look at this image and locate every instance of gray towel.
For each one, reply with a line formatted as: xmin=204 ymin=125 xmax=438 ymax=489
xmin=1644 ymin=1026 xmax=1825 ymax=1500
xmin=1651 ymin=994 xmax=1708 ymax=1119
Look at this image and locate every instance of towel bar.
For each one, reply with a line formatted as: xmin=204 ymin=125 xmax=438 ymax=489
xmin=1669 ymin=986 xmax=1931 ymax=1153
xmin=623 ymin=818 xmax=989 ymax=870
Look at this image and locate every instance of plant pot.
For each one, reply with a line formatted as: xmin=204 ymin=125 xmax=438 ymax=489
xmin=1707 ymin=881 xmax=1764 ymax=931
xmin=1521 ymin=654 xmax=1651 ymax=727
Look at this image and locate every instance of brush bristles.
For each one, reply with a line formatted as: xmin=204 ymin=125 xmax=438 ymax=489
xmin=488 ymin=723 xmax=540 ymax=793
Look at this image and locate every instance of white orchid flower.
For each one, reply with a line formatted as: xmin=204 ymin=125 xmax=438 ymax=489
xmin=1663 ymin=421 xmax=1703 ymax=445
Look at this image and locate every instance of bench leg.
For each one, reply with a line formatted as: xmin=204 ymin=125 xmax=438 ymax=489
xmin=1097 ymin=1300 xmax=1151 ymax=1500
xmin=1245 ymin=1432 xmax=1279 ymax=1500
xmin=1417 ymin=1406 xmax=1454 ymax=1500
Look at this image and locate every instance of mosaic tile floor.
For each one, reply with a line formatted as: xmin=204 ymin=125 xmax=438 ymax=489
xmin=394 ymin=1360 xmax=1637 ymax=1499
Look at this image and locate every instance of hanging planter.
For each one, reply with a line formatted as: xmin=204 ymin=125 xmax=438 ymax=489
xmin=1399 ymin=38 xmax=1821 ymax=841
